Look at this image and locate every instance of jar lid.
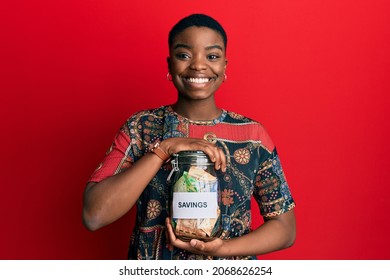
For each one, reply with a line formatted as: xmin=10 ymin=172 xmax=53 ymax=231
xmin=174 ymin=151 xmax=213 ymax=165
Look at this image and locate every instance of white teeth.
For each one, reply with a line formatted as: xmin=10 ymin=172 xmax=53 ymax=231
xmin=187 ymin=77 xmax=209 ymax=83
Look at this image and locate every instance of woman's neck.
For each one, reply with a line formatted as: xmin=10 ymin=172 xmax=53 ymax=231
xmin=171 ymin=99 xmax=222 ymax=121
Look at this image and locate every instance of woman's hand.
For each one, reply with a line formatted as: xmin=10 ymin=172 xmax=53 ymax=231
xmin=165 ymin=218 xmax=229 ymax=257
xmin=160 ymin=138 xmax=227 ymax=172
xmin=165 ymin=210 xmax=296 ymax=257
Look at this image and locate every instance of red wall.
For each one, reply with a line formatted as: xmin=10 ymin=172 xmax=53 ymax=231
xmin=1 ymin=0 xmax=389 ymax=259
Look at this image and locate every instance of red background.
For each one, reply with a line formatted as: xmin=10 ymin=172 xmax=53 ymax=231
xmin=1 ymin=0 xmax=389 ymax=259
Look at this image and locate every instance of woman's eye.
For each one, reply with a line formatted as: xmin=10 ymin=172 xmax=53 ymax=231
xmin=176 ymin=53 xmax=191 ymax=59
xmin=208 ymin=54 xmax=220 ymax=60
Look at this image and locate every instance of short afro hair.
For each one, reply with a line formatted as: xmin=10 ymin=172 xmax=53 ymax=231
xmin=168 ymin=14 xmax=227 ymax=50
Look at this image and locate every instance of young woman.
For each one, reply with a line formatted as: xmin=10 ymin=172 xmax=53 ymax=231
xmin=83 ymin=14 xmax=296 ymax=260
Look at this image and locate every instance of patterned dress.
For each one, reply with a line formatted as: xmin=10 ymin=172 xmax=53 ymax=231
xmin=89 ymin=105 xmax=295 ymax=260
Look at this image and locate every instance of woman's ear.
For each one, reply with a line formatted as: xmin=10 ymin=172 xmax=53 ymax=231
xmin=224 ymin=59 xmax=228 ymax=70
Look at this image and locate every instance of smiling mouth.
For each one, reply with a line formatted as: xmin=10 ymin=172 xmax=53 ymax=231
xmin=183 ymin=77 xmax=214 ymax=84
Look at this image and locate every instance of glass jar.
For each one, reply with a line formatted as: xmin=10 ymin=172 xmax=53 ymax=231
xmin=168 ymin=151 xmax=222 ymax=242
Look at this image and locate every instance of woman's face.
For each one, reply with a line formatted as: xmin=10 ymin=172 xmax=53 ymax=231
xmin=168 ymin=26 xmax=227 ymax=101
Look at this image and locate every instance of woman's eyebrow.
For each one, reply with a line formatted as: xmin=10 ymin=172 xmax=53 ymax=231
xmin=173 ymin=44 xmax=224 ymax=51
xmin=205 ymin=45 xmax=223 ymax=51
xmin=173 ymin=43 xmax=192 ymax=50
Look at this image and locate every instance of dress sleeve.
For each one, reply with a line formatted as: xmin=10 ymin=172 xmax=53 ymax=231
xmin=253 ymin=148 xmax=295 ymax=218
xmin=88 ymin=122 xmax=135 ymax=183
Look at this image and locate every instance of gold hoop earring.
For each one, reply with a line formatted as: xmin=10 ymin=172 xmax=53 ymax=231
xmin=166 ymin=72 xmax=172 ymax=81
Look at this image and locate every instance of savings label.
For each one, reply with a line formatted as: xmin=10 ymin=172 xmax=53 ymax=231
xmin=172 ymin=192 xmax=218 ymax=219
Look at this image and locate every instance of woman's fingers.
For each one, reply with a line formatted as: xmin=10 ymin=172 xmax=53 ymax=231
xmin=206 ymin=143 xmax=226 ymax=172
xmin=166 ymin=217 xmax=226 ymax=256
xmin=164 ymin=218 xmax=174 ymax=251
xmin=165 ymin=217 xmax=175 ymax=241
xmin=162 ymin=138 xmax=227 ymax=172
xmin=190 ymin=239 xmax=205 ymax=251
xmin=206 ymin=145 xmax=225 ymax=171
xmin=218 ymin=147 xmax=227 ymax=172
xmin=192 ymin=140 xmax=226 ymax=172
xmin=165 ymin=217 xmax=193 ymax=251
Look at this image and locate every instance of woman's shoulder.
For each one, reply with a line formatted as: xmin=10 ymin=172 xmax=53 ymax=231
xmin=224 ymin=110 xmax=262 ymax=126
xmin=125 ymin=105 xmax=169 ymax=122
xmin=223 ymin=110 xmax=274 ymax=149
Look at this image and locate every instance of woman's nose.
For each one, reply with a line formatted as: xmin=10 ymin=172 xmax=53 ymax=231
xmin=189 ymin=55 xmax=207 ymax=70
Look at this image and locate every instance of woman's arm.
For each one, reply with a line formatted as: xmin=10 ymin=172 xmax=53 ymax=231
xmin=82 ymin=137 xmax=226 ymax=231
xmin=165 ymin=209 xmax=296 ymax=257
xmin=83 ymin=152 xmax=163 ymax=231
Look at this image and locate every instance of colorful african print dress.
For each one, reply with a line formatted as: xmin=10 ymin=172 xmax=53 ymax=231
xmin=89 ymin=105 xmax=295 ymax=260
